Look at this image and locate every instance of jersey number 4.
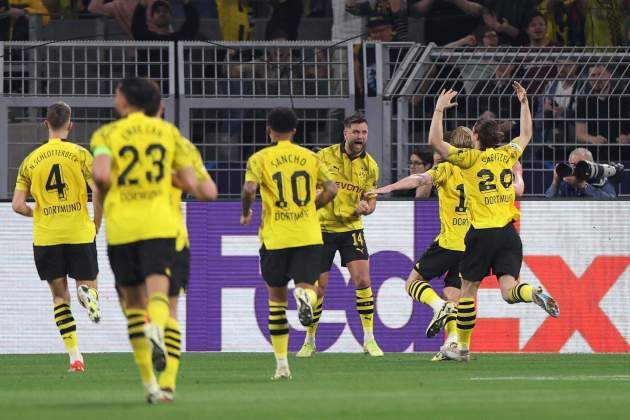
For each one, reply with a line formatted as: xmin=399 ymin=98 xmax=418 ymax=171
xmin=272 ymin=171 xmax=311 ymax=208
xmin=45 ymin=164 xmax=68 ymax=200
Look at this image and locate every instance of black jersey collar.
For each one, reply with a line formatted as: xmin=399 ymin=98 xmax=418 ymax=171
xmin=340 ymin=142 xmax=366 ymax=160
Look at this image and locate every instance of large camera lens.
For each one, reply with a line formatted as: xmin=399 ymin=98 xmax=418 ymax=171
xmin=555 ymin=162 xmax=574 ymax=178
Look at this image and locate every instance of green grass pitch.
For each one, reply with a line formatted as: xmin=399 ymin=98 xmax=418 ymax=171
xmin=1 ymin=353 xmax=629 ymax=420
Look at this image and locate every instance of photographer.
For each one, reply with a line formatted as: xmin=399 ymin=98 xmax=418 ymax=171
xmin=545 ymin=148 xmax=617 ymax=198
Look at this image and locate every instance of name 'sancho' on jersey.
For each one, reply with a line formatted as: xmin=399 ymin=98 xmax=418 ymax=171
xmin=270 ymin=154 xmax=308 ymax=169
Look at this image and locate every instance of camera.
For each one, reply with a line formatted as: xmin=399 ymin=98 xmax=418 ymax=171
xmin=556 ymin=161 xmax=624 ymax=187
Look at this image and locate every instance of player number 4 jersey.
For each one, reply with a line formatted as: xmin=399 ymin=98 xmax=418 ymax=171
xmin=15 ymin=138 xmax=96 ymax=246
xmin=245 ymin=139 xmax=333 ymax=250
xmin=447 ymin=142 xmax=522 ymax=229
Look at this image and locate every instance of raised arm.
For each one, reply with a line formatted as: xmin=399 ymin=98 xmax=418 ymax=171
xmin=512 ymin=82 xmax=532 ymax=150
xmin=429 ymin=89 xmax=459 ymax=159
xmin=512 ymin=161 xmax=524 ymax=198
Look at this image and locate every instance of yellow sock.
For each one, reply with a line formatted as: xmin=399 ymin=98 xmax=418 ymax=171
xmin=268 ymin=300 xmax=289 ymax=361
xmin=407 ymin=279 xmax=443 ymax=312
xmin=356 ymin=287 xmax=374 ymax=334
xmin=126 ymin=309 xmax=155 ymax=384
xmin=147 ymin=292 xmax=170 ymax=329
xmin=159 ymin=317 xmax=181 ymax=391
xmin=456 ymin=298 xmax=476 ymax=351
xmin=507 ymin=283 xmax=534 ymax=303
xmin=54 ymin=302 xmax=78 ymax=354
xmin=306 ymin=297 xmax=324 ymax=340
xmin=444 ymin=309 xmax=458 ymax=337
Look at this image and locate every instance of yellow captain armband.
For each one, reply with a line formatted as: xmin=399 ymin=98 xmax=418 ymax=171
xmin=92 ymin=146 xmax=112 ymax=157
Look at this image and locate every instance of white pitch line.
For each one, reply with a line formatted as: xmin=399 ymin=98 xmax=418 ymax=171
xmin=470 ymin=375 xmax=630 ymax=381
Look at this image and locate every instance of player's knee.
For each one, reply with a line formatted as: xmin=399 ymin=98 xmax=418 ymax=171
xmin=353 ymin=275 xmax=370 ymax=289
xmin=500 ymin=288 xmax=512 ymax=303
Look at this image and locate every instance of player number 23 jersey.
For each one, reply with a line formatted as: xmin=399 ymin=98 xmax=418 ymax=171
xmin=90 ymin=112 xmax=192 ymax=245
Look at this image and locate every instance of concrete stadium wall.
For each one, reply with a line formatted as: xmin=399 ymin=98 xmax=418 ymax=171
xmin=1 ymin=201 xmax=629 ymax=354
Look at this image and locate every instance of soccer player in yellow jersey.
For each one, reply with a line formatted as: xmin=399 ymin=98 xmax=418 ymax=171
xmin=297 ymin=114 xmax=383 ymax=358
xmin=144 ymin=103 xmax=218 ymax=402
xmin=91 ymin=77 xmax=197 ymax=403
xmin=161 ymin=137 xmax=217 ymax=402
xmin=241 ymin=107 xmax=337 ymax=380
xmin=370 ymin=128 xmax=473 ymax=354
xmin=12 ymin=102 xmax=102 ymax=373
xmin=371 ymin=129 xmax=526 ymax=361
xmin=430 ymin=85 xmax=559 ymax=362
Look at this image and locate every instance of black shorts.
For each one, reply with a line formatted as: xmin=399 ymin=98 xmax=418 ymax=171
xmin=33 ymin=241 xmax=99 ymax=282
xmin=260 ymin=244 xmax=322 ymax=287
xmin=320 ymin=229 xmax=369 ymax=273
xmin=460 ymin=223 xmax=522 ymax=282
xmin=413 ymin=242 xmax=462 ymax=289
xmin=169 ymin=247 xmax=190 ymax=297
xmin=107 ymin=238 xmax=175 ymax=288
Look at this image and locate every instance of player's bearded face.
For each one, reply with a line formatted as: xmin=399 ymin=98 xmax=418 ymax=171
xmin=344 ymin=122 xmax=368 ymax=156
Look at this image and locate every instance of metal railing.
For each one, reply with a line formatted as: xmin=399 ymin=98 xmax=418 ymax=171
xmin=0 ymin=41 xmax=176 ymax=198
xmin=384 ymin=45 xmax=630 ymax=196
xmin=1 ymin=41 xmax=629 ymax=198
xmin=177 ymin=41 xmax=356 ymax=196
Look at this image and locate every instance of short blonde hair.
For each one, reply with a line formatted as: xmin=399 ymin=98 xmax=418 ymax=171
xmin=451 ymin=126 xmax=473 ymax=148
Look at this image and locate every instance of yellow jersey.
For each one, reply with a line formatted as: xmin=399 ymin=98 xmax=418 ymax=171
xmin=90 ymin=112 xmax=192 ymax=245
xmin=245 ymin=139 xmax=333 ymax=250
xmin=428 ymin=162 xmax=469 ymax=251
xmin=172 ymin=138 xmax=213 ymax=252
xmin=317 ymin=144 xmax=379 ymax=232
xmin=446 ymin=142 xmax=522 ymax=229
xmin=15 ymin=138 xmax=96 ymax=246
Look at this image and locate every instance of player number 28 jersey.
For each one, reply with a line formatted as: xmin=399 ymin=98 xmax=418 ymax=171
xmin=245 ymin=139 xmax=333 ymax=250
xmin=428 ymin=161 xmax=469 ymax=251
xmin=15 ymin=138 xmax=96 ymax=246
xmin=90 ymin=112 xmax=192 ymax=245
xmin=447 ymin=142 xmax=522 ymax=229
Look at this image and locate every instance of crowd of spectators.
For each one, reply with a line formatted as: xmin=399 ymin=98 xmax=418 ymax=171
xmin=1 ymin=1 xmax=630 ymax=46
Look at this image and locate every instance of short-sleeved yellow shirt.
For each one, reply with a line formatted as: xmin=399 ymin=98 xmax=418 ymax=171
xmin=90 ymin=112 xmax=192 ymax=245
xmin=428 ymin=162 xmax=469 ymax=251
xmin=245 ymin=139 xmax=332 ymax=250
xmin=15 ymin=138 xmax=96 ymax=246
xmin=317 ymin=144 xmax=379 ymax=232
xmin=447 ymin=143 xmax=522 ymax=229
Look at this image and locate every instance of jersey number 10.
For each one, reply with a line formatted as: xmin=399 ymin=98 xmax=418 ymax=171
xmin=272 ymin=171 xmax=311 ymax=208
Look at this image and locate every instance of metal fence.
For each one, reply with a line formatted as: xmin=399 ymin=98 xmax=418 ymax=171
xmin=1 ymin=41 xmax=629 ymax=199
xmin=177 ymin=41 xmax=356 ymax=196
xmin=0 ymin=41 xmax=176 ymax=198
xmin=384 ymin=45 xmax=630 ymax=196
